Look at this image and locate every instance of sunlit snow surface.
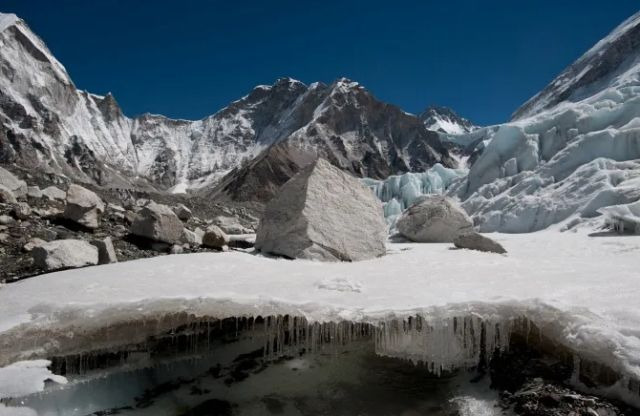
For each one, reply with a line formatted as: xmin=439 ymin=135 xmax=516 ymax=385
xmin=1 ymin=230 xmax=639 ymax=402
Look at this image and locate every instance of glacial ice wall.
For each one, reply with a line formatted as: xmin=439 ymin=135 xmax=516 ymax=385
xmin=362 ymin=163 xmax=467 ymax=226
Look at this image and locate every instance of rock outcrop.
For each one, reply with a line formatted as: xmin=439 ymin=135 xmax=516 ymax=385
xmin=130 ymin=201 xmax=183 ymax=244
xmin=63 ymin=184 xmax=105 ymax=229
xmin=397 ymin=196 xmax=473 ymax=243
xmin=255 ymin=158 xmax=387 ymax=261
xmin=453 ymin=232 xmax=506 ymax=254
xmin=32 ymin=239 xmax=99 ymax=271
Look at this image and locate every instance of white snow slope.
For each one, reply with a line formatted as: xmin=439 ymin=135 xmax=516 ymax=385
xmin=451 ymin=11 xmax=640 ymax=233
xmin=0 ymin=231 xmax=639 ymax=405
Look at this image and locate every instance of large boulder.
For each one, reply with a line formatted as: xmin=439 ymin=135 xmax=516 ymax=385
xmin=453 ymin=232 xmax=507 ymax=254
xmin=32 ymin=239 xmax=99 ymax=271
xmin=130 ymin=201 xmax=184 ymax=244
xmin=27 ymin=186 xmax=43 ymax=199
xmin=63 ymin=184 xmax=105 ymax=229
xmin=255 ymin=158 xmax=387 ymax=261
xmin=397 ymin=195 xmax=473 ymax=243
xmin=0 ymin=167 xmax=27 ymax=198
xmin=202 ymin=225 xmax=229 ymax=249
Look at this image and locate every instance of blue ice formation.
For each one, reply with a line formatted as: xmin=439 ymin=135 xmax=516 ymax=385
xmin=362 ymin=163 xmax=467 ymax=226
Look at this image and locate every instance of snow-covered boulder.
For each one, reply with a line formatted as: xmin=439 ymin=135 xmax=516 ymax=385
xmin=202 ymin=225 xmax=229 ymax=250
xmin=173 ymin=203 xmax=192 ymax=221
xmin=91 ymin=237 xmax=118 ymax=264
xmin=255 ymin=158 xmax=387 ymax=261
xmin=0 ymin=185 xmax=16 ymax=203
xmin=0 ymin=167 xmax=26 ymax=198
xmin=42 ymin=186 xmax=66 ymax=201
xmin=453 ymin=232 xmax=506 ymax=254
xmin=32 ymin=239 xmax=99 ymax=271
xmin=397 ymin=195 xmax=473 ymax=243
xmin=63 ymin=184 xmax=105 ymax=229
xmin=130 ymin=201 xmax=183 ymax=244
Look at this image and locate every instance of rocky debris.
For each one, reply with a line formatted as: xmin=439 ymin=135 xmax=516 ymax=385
xmin=202 ymin=225 xmax=229 ymax=250
xmin=11 ymin=202 xmax=31 ymax=220
xmin=32 ymin=239 xmax=99 ymax=271
xmin=63 ymin=184 xmax=105 ymax=229
xmin=397 ymin=195 xmax=473 ymax=243
xmin=130 ymin=201 xmax=184 ymax=244
xmin=213 ymin=215 xmax=252 ymax=235
xmin=91 ymin=237 xmax=118 ymax=264
xmin=453 ymin=232 xmax=507 ymax=254
xmin=26 ymin=186 xmax=42 ymax=199
xmin=255 ymin=158 xmax=387 ymax=261
xmin=500 ymin=378 xmax=624 ymax=416
xmin=0 ymin=166 xmax=27 ymax=198
xmin=42 ymin=186 xmax=66 ymax=201
xmin=173 ymin=203 xmax=192 ymax=221
xmin=0 ymin=185 xmax=17 ymax=203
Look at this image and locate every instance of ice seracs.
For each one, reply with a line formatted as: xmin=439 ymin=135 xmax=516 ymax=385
xmin=451 ymin=11 xmax=640 ymax=232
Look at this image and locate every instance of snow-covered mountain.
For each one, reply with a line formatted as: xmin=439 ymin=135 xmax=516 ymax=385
xmin=419 ymin=105 xmax=476 ymax=134
xmin=0 ymin=12 xmax=454 ymax=195
xmin=452 ymin=11 xmax=640 ymax=232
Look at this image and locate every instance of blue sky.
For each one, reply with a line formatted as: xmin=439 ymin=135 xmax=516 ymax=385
xmin=2 ymin=1 xmax=638 ymax=125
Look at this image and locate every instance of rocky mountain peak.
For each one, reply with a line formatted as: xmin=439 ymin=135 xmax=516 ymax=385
xmin=419 ymin=105 xmax=476 ymax=134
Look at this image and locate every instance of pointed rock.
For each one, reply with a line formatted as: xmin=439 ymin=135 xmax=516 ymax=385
xmin=255 ymin=158 xmax=387 ymax=261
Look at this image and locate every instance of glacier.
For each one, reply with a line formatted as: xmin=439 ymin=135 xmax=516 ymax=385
xmin=362 ymin=163 xmax=467 ymax=226
xmin=447 ymin=11 xmax=640 ymax=233
xmin=0 ymin=230 xmax=639 ymax=413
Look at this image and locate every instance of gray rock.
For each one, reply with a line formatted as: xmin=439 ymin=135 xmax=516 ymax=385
xmin=32 ymin=239 xmax=99 ymax=271
xmin=91 ymin=237 xmax=118 ymax=264
xmin=213 ymin=215 xmax=252 ymax=234
xmin=453 ymin=232 xmax=507 ymax=254
xmin=0 ymin=167 xmax=27 ymax=198
xmin=42 ymin=186 xmax=66 ymax=201
xmin=0 ymin=185 xmax=17 ymax=204
xmin=202 ymin=225 xmax=229 ymax=250
xmin=27 ymin=186 xmax=43 ymax=199
xmin=0 ymin=215 xmax=15 ymax=225
xmin=169 ymin=244 xmax=184 ymax=254
xmin=255 ymin=158 xmax=387 ymax=261
xmin=173 ymin=204 xmax=192 ymax=221
xmin=397 ymin=195 xmax=473 ymax=243
xmin=63 ymin=184 xmax=105 ymax=229
xmin=11 ymin=202 xmax=31 ymax=220
xmin=181 ymin=228 xmax=202 ymax=246
xmin=22 ymin=238 xmax=45 ymax=252
xmin=130 ymin=201 xmax=184 ymax=244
